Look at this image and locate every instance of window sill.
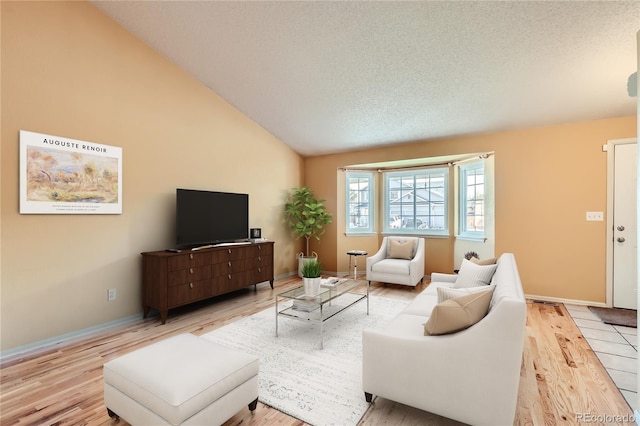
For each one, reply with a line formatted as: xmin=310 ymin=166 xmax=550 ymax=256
xmin=345 ymin=232 xmax=377 ymax=237
xmin=455 ymin=234 xmax=487 ymax=242
xmin=382 ymin=231 xmax=450 ymax=239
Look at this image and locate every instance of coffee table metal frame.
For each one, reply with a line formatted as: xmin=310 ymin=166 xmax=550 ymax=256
xmin=275 ymin=279 xmax=369 ymax=349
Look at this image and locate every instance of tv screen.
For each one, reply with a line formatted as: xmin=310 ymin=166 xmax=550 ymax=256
xmin=176 ymin=189 xmax=249 ymax=247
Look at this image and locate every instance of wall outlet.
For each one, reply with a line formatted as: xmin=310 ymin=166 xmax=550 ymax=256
xmin=107 ymin=288 xmax=117 ymax=301
xmin=586 ymin=211 xmax=604 ymax=221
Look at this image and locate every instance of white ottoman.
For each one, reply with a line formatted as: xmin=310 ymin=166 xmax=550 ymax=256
xmin=103 ymin=333 xmax=259 ymax=426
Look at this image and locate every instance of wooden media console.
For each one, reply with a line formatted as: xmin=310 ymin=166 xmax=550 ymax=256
xmin=141 ymin=241 xmax=274 ymax=323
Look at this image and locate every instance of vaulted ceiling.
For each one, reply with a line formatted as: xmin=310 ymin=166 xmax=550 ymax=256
xmin=92 ymin=1 xmax=639 ymax=156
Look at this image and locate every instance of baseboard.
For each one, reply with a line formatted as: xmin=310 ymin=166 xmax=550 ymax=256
xmin=525 ymin=293 xmax=608 ymax=308
xmin=0 ymin=313 xmax=142 ymax=364
xmin=276 ymin=271 xmax=298 ymax=280
xmin=0 ymin=273 xmax=316 ymax=363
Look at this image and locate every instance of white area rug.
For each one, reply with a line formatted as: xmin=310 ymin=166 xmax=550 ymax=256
xmin=201 ymin=295 xmax=407 ymax=426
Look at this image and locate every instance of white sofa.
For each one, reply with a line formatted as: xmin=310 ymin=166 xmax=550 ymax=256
xmin=365 ymin=236 xmax=425 ymax=288
xmin=362 ymin=253 xmax=526 ymax=426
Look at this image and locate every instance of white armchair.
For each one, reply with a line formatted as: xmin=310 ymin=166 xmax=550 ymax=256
xmin=366 ymin=236 xmax=425 ymax=288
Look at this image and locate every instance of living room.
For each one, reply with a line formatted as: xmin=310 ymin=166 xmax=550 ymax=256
xmin=1 ymin=1 xmax=638 ymax=425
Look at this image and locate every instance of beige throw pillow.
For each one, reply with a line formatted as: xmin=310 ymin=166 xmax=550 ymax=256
xmin=424 ymin=289 xmax=494 ymax=336
xmin=453 ymin=259 xmax=498 ymax=288
xmin=470 ymin=257 xmax=497 ymax=265
xmin=387 ymin=239 xmax=415 ymax=260
xmin=437 ymin=284 xmax=496 ymax=303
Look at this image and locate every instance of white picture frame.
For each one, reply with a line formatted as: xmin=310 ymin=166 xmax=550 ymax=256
xmin=19 ymin=130 xmax=123 ymax=214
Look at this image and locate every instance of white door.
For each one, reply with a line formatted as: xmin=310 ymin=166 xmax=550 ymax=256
xmin=613 ymin=142 xmax=637 ymax=309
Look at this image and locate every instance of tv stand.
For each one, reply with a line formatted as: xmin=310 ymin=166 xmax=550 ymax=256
xmin=141 ymin=240 xmax=274 ymax=323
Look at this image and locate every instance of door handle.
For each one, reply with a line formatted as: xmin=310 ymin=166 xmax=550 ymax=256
xmin=617 ymin=237 xmax=626 ymax=243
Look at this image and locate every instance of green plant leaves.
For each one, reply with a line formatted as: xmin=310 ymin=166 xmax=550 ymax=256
xmin=284 ymin=186 xmax=332 ymax=256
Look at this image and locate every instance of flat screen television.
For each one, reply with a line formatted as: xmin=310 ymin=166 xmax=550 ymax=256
xmin=176 ymin=189 xmax=249 ymax=247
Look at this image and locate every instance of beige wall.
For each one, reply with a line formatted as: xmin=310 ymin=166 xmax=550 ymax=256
xmin=1 ymin=1 xmax=636 ymax=354
xmin=1 ymin=1 xmax=303 ymax=351
xmin=305 ymin=117 xmax=636 ymax=303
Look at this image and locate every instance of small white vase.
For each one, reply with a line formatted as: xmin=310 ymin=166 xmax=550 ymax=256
xmin=303 ymin=277 xmax=322 ymax=297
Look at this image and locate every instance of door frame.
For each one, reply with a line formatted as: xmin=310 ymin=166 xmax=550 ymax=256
xmin=605 ymin=137 xmax=637 ymax=307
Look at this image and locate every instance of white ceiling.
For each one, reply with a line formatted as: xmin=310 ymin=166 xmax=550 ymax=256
xmin=92 ymin=1 xmax=639 ymax=156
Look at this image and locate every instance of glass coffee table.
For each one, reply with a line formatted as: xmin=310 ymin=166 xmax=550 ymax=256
xmin=275 ymin=278 xmax=369 ymax=349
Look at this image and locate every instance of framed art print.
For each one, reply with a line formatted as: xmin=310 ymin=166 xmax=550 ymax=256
xmin=19 ymin=130 xmax=123 ymax=214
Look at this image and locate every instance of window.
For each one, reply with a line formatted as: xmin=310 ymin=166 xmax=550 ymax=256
xmin=459 ymin=162 xmax=484 ymax=238
xmin=346 ymin=171 xmax=374 ymax=234
xmin=383 ymin=168 xmax=448 ymax=236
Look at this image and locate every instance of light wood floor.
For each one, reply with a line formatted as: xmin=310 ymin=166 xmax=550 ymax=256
xmin=0 ymin=277 xmax=634 ymax=425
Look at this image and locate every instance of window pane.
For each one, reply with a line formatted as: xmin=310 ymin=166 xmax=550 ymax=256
xmin=346 ymin=172 xmax=374 ymax=233
xmin=384 ymin=168 xmax=448 ymax=235
xmin=461 ymin=164 xmax=484 ymax=234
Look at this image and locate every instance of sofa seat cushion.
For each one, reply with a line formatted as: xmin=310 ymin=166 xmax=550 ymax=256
xmin=383 ymin=313 xmax=430 ymax=337
xmin=103 ymin=333 xmax=259 ymax=425
xmin=371 ymin=258 xmax=411 ymax=275
xmin=400 ymin=292 xmax=439 ymax=317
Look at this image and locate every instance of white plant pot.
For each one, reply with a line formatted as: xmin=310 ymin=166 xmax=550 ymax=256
xmin=297 ymin=252 xmax=318 ymax=278
xmin=303 ymin=277 xmax=322 ymax=297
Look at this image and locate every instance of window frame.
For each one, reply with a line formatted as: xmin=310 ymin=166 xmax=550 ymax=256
xmin=345 ymin=171 xmax=375 ymax=235
xmin=458 ymin=161 xmax=485 ymax=240
xmin=382 ymin=167 xmax=449 ymax=237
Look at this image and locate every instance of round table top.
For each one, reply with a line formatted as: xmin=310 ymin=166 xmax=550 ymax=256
xmin=347 ymin=250 xmax=368 ymax=256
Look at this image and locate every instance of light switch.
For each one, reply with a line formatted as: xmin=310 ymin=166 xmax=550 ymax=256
xmin=586 ymin=212 xmax=604 ymax=221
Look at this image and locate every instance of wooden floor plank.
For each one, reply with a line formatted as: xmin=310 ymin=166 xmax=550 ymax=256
xmin=0 ymin=279 xmax=633 ymax=425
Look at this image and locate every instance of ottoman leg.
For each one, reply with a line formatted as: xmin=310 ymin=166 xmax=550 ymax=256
xmin=107 ymin=407 xmax=119 ymax=419
xmin=248 ymin=397 xmax=258 ymax=412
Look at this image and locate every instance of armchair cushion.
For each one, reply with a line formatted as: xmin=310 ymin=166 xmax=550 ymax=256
xmin=453 ymin=259 xmax=497 ymax=288
xmin=423 ymin=289 xmax=494 ymax=336
xmin=387 ymin=239 xmax=415 ymax=259
xmin=371 ymin=258 xmax=411 ymax=275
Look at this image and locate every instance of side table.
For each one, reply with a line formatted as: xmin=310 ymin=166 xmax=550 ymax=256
xmin=347 ymin=250 xmax=368 ymax=278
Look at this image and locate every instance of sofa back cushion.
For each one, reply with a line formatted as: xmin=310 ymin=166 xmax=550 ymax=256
xmin=387 ymin=237 xmax=417 ymax=259
xmin=453 ymin=259 xmax=497 ymax=288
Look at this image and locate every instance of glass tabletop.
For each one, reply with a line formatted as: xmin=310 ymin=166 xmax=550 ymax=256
xmin=278 ymin=278 xmax=366 ymax=305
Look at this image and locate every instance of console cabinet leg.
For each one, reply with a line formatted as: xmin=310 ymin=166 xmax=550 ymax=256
xmin=365 ymin=392 xmax=373 ymax=402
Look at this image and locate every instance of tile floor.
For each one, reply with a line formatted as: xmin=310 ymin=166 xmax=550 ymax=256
xmin=565 ymin=304 xmax=638 ymax=411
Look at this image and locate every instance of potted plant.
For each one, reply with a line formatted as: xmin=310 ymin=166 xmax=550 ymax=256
xmin=301 ymin=259 xmax=322 ymax=297
xmin=464 ymin=251 xmax=479 ymax=260
xmin=284 ymin=186 xmax=332 ymax=276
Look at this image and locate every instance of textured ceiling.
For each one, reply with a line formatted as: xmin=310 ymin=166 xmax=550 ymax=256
xmin=92 ymin=1 xmax=639 ymax=156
